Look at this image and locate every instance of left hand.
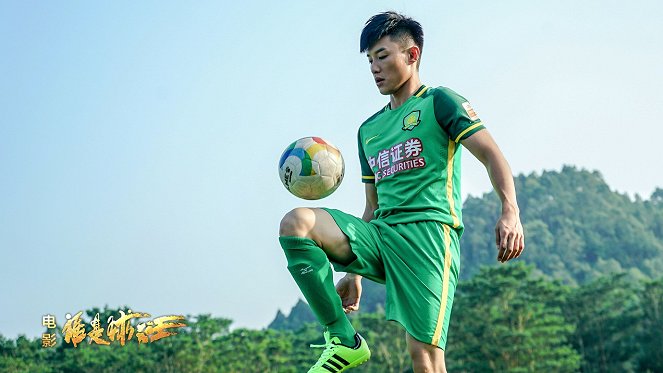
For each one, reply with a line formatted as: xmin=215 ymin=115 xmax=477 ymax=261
xmin=494 ymin=209 xmax=524 ymax=263
xmin=335 ymin=274 xmax=362 ymax=314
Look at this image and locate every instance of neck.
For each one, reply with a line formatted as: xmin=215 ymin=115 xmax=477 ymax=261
xmin=389 ymin=74 xmax=422 ymax=109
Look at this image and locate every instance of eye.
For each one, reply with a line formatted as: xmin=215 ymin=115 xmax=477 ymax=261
xmin=378 ymin=55 xmax=387 ymax=60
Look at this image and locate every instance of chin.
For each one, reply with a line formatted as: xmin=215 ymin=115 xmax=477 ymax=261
xmin=377 ymin=86 xmax=393 ymax=95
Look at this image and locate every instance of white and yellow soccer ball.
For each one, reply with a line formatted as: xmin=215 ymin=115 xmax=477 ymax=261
xmin=278 ymin=136 xmax=345 ymax=200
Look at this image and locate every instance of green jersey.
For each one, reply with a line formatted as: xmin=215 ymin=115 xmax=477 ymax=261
xmin=358 ymin=85 xmax=485 ymax=231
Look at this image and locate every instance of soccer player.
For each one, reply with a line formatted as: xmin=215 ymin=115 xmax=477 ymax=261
xmin=279 ymin=11 xmax=524 ymax=373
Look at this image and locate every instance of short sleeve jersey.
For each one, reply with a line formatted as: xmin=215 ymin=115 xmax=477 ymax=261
xmin=357 ymin=85 xmax=485 ymax=231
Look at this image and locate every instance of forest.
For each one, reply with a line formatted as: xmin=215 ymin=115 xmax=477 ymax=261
xmin=2 ymin=167 xmax=662 ymax=372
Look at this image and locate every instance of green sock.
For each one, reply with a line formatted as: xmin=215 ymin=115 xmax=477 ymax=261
xmin=279 ymin=236 xmax=356 ymax=346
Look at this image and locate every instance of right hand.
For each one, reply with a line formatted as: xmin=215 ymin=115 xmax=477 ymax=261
xmin=494 ymin=207 xmax=525 ymax=263
xmin=336 ymin=274 xmax=362 ymax=314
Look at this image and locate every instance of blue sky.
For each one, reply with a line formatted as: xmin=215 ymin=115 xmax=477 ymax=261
xmin=1 ymin=0 xmax=662 ymax=338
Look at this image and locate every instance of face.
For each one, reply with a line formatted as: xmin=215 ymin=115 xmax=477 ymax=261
xmin=366 ymin=36 xmax=417 ymax=95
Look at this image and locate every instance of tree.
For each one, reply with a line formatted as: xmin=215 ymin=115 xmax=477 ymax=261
xmin=564 ymin=274 xmax=641 ymax=372
xmin=446 ymin=263 xmax=580 ymax=372
xmin=637 ymin=277 xmax=663 ymax=372
xmin=351 ymin=312 xmax=411 ymax=373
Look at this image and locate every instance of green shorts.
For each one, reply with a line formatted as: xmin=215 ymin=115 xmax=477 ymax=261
xmin=322 ymin=208 xmax=461 ymax=350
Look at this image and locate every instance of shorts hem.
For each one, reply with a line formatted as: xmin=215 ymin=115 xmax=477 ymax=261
xmin=319 ymin=208 xmax=386 ymax=285
xmin=387 ymin=317 xmax=446 ymax=351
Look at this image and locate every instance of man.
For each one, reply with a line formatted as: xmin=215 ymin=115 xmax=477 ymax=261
xmin=279 ymin=11 xmax=524 ymax=373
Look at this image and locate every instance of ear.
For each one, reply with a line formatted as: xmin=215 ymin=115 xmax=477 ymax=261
xmin=406 ymin=45 xmax=421 ymax=66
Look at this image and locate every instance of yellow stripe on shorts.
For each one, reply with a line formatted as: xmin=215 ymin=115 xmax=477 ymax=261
xmin=432 ymin=223 xmax=452 ymax=346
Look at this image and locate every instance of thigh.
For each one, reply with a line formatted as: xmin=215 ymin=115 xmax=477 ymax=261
xmin=308 ymin=207 xmax=356 ymax=265
xmin=321 ymin=208 xmax=386 ymax=284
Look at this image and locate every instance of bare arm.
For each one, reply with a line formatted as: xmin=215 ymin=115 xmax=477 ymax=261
xmin=461 ymin=129 xmax=525 ymax=262
xmin=338 ymin=183 xmax=378 ymax=313
xmin=362 ymin=183 xmax=378 ymax=222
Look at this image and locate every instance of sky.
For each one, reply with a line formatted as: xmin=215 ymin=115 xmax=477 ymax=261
xmin=1 ymin=0 xmax=662 ymax=339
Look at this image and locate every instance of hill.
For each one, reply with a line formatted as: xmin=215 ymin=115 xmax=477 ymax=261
xmin=270 ymin=166 xmax=663 ymax=329
xmin=461 ymin=165 xmax=663 ymax=284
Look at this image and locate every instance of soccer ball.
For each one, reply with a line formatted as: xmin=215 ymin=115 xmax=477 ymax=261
xmin=278 ymin=136 xmax=345 ymax=200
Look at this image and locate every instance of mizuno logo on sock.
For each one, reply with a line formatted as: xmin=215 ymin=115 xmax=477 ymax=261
xmin=300 ymin=266 xmax=313 ymax=275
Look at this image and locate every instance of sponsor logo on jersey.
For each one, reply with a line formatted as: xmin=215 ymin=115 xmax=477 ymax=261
xmin=368 ymin=137 xmax=426 ymax=183
xmin=462 ymin=102 xmax=479 ymax=121
xmin=402 ymin=110 xmax=421 ymax=131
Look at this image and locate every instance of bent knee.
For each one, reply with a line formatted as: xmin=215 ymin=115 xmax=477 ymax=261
xmin=279 ymin=208 xmax=316 ymax=237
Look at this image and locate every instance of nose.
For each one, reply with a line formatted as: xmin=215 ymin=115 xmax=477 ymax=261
xmin=370 ymin=60 xmax=380 ymax=74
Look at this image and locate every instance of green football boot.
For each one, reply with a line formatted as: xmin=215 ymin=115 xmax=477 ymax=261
xmin=308 ymin=331 xmax=371 ymax=372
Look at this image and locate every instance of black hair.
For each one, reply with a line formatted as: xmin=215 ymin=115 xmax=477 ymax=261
xmin=360 ymin=11 xmax=424 ymax=54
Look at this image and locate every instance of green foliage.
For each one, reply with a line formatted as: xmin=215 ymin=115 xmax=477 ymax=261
xmin=637 ymin=277 xmax=663 ymax=372
xmin=2 ymin=275 xmax=663 ymax=372
xmin=461 ymin=166 xmax=663 ymax=284
xmin=564 ymin=274 xmax=642 ymax=372
xmin=215 ymin=328 xmax=297 ymax=372
xmin=0 ymin=335 xmax=53 ymax=373
xmin=350 ymin=312 xmax=411 ymax=373
xmin=447 ymin=263 xmax=581 ymax=372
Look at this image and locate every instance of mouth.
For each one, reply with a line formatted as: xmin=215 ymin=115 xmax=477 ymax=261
xmin=375 ymin=77 xmax=385 ymax=86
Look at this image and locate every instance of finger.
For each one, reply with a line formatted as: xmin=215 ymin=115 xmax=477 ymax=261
xmin=504 ymin=233 xmax=519 ymax=261
xmin=500 ymin=229 xmax=511 ymax=262
xmin=497 ymin=228 xmax=508 ymax=262
xmin=342 ymin=298 xmax=357 ymax=307
xmin=344 ymin=304 xmax=359 ymax=314
xmin=495 ymin=226 xmax=500 ymax=247
xmin=501 ymin=227 xmax=511 ymax=249
xmin=497 ymin=244 xmax=506 ymax=262
xmin=505 ymin=246 xmax=517 ymax=262
xmin=503 ymin=246 xmax=514 ymax=262
xmin=514 ymin=235 xmax=525 ymax=258
xmin=505 ymin=231 xmax=517 ymax=252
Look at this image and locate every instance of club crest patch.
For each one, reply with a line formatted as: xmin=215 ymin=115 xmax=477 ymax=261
xmin=402 ymin=110 xmax=421 ymax=131
xmin=462 ymin=102 xmax=479 ymax=121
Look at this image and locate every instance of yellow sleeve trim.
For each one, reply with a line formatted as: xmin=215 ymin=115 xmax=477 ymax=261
xmin=362 ymin=175 xmax=375 ymax=180
xmin=454 ymin=122 xmax=483 ymax=143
